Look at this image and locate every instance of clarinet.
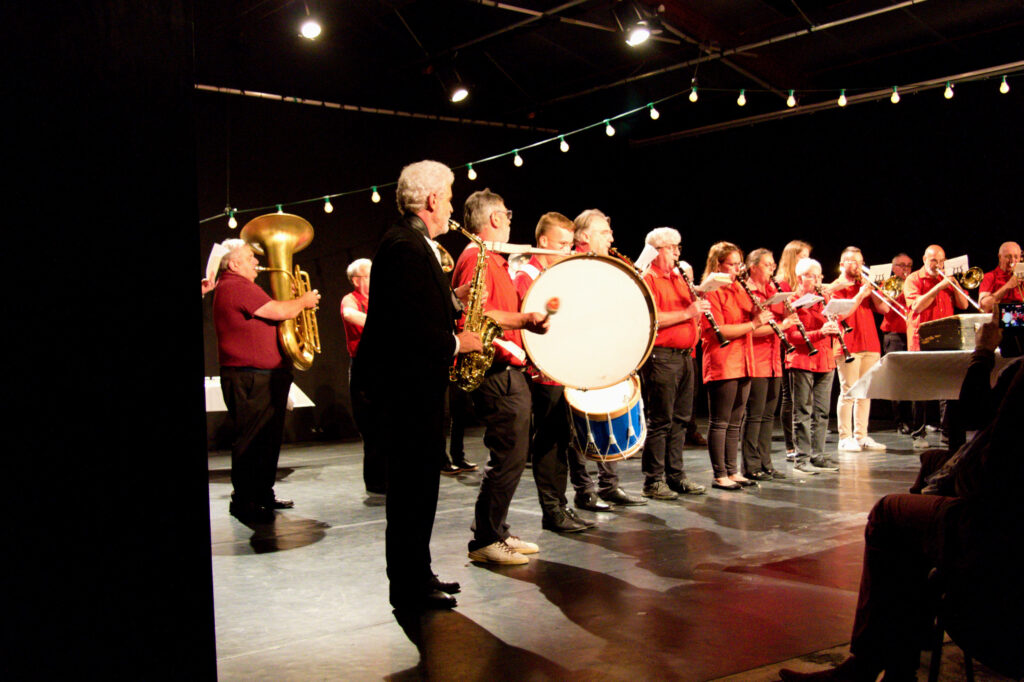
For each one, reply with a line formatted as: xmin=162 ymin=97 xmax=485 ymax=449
xmin=782 ymin=297 xmax=819 ymax=356
xmin=816 ymin=285 xmax=855 ymax=364
xmin=679 ymin=268 xmax=730 ymax=348
xmin=737 ymin=270 xmax=796 ymax=354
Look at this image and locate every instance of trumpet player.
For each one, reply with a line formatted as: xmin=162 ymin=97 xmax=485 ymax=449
xmin=452 ymin=189 xmax=550 ymax=566
xmin=880 ymin=254 xmax=914 ymax=434
xmin=830 ymin=247 xmax=888 ymax=453
xmin=212 ymin=239 xmax=321 ymax=524
xmin=979 ymin=241 xmax=1022 ymax=313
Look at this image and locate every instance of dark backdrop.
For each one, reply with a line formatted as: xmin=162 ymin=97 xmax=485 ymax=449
xmin=198 ymin=81 xmax=1021 ymax=442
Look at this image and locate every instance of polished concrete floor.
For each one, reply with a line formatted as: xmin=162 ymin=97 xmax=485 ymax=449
xmin=207 ymin=424 xmax=993 ymax=681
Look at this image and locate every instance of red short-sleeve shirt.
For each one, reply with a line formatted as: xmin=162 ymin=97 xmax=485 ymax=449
xmin=980 ymin=268 xmax=1023 ymax=304
xmin=701 ymin=281 xmax=755 ymax=382
xmin=829 ymin=282 xmax=881 ymax=354
xmin=452 ymin=245 xmax=525 ymax=366
xmin=904 ymin=269 xmax=955 ymax=351
xmin=341 ymin=289 xmax=368 ymax=358
xmin=644 ymin=264 xmax=699 ymax=351
xmin=212 ymin=271 xmax=286 ymax=369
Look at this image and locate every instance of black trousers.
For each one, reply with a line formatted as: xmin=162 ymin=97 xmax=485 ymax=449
xmin=706 ymin=378 xmax=751 ymax=478
xmin=529 ymin=381 xmax=570 ymax=514
xmin=640 ymin=348 xmax=695 ymax=485
xmin=883 ymin=332 xmax=913 ymax=428
xmin=349 ymin=359 xmax=384 ymax=493
xmin=220 ymin=366 xmax=293 ymax=505
xmin=468 ymin=368 xmax=531 ymax=551
xmin=742 ymin=376 xmax=781 ymax=474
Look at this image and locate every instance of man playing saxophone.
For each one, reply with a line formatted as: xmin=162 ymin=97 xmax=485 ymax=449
xmin=451 ymin=188 xmax=550 ymax=566
xmin=212 ymin=239 xmax=321 ymax=524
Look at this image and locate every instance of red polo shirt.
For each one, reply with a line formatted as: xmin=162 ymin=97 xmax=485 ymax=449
xmin=341 ymin=289 xmax=368 ymax=358
xmin=643 ymin=263 xmax=699 ymax=351
xmin=745 ymin=279 xmax=784 ymax=377
xmin=980 ymin=267 xmax=1023 ymax=304
xmin=452 ymin=244 xmax=525 ymax=366
xmin=904 ymin=269 xmax=956 ymax=351
xmin=785 ymin=302 xmax=837 ymax=373
xmin=513 ymin=255 xmax=543 ymax=300
xmin=212 ymin=271 xmax=286 ymax=369
xmin=829 ymin=282 xmax=881 ymax=354
xmin=880 ymin=290 xmax=908 ymax=334
xmin=701 ymin=281 xmax=755 ymax=382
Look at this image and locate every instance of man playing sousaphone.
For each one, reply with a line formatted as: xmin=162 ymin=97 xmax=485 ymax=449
xmin=212 ymin=239 xmax=321 ymax=523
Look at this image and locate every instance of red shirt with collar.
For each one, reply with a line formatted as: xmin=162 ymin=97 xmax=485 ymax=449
xmin=744 ymin=278 xmax=785 ymax=377
xmin=980 ymin=267 xmax=1023 ymax=304
xmin=212 ymin=271 xmax=286 ymax=369
xmin=829 ymin=282 xmax=881 ymax=354
xmin=643 ymin=263 xmax=699 ymax=350
xmin=880 ymin=290 xmax=908 ymax=334
xmin=904 ymin=268 xmax=956 ymax=351
xmin=452 ymin=244 xmax=525 ymax=366
xmin=785 ymin=301 xmax=838 ymax=372
xmin=513 ymin=255 xmax=543 ymax=300
xmin=341 ymin=289 xmax=368 ymax=358
xmin=701 ymin=281 xmax=756 ymax=382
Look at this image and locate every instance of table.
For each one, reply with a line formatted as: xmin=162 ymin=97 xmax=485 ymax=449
xmin=847 ymin=350 xmax=1014 ymax=401
xmin=204 ymin=376 xmax=315 ymax=412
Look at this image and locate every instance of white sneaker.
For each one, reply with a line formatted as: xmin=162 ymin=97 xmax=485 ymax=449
xmin=785 ymin=450 xmax=797 ymax=462
xmin=468 ymin=541 xmax=529 ymax=565
xmin=913 ymin=437 xmax=931 ymax=450
xmin=858 ymin=436 xmax=886 ymax=451
xmin=503 ymin=535 xmax=539 ymax=555
xmin=838 ymin=437 xmax=862 ymax=452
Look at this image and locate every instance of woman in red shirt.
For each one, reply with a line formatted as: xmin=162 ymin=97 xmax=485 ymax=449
xmin=786 ymin=258 xmax=842 ymax=474
xmin=700 ymin=242 xmax=773 ymax=490
xmin=775 ymin=240 xmax=812 ymax=462
xmin=740 ymin=248 xmax=797 ymax=481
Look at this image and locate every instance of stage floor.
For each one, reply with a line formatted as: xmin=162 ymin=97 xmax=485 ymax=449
xmin=207 ymin=425 xmax=951 ymax=681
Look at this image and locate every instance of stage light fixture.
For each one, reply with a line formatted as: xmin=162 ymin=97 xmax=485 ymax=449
xmin=450 ymin=83 xmax=469 ymax=103
xmin=300 ymin=19 xmax=321 ymax=40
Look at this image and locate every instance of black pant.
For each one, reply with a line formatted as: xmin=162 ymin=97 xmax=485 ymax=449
xmin=742 ymin=376 xmax=781 ymax=475
xmin=220 ymin=366 xmax=292 ymax=505
xmin=468 ymin=368 xmax=531 ymax=551
xmin=640 ymin=348 xmax=695 ymax=485
xmin=443 ymin=384 xmax=470 ymax=466
xmin=349 ymin=359 xmax=384 ymax=493
xmin=883 ymin=332 xmax=913 ymax=428
xmin=779 ymin=351 xmax=796 ymax=452
xmin=528 ymin=381 xmax=570 ymax=514
xmin=706 ymin=378 xmax=751 ymax=478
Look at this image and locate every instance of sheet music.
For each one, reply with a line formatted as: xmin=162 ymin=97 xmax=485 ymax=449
xmin=205 ymin=243 xmax=230 ymax=282
xmin=764 ymin=292 xmax=792 ymax=305
xmin=790 ymin=293 xmax=823 ymax=309
xmin=823 ymin=298 xmax=858 ymax=317
xmin=634 ymin=243 xmax=658 ymax=272
xmin=866 ymin=263 xmax=892 ymax=283
xmin=696 ymin=273 xmax=732 ymax=294
xmin=944 ymin=254 xmax=970 ymax=276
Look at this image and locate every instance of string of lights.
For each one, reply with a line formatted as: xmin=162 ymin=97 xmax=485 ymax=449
xmin=200 ymin=62 xmax=1021 ymax=228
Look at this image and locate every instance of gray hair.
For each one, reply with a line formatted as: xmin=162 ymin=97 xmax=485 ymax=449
xmin=463 ymin=188 xmax=505 ymax=235
xmin=346 ymin=258 xmax=371 ymax=284
xmin=573 ymin=208 xmax=610 ymax=241
xmin=645 ymin=227 xmax=680 ymax=249
xmin=795 ymin=257 xmax=822 ymax=277
xmin=395 ymin=160 xmax=454 ymax=214
xmin=218 ymin=239 xmax=249 ymax=277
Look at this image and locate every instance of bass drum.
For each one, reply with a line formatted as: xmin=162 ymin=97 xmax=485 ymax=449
xmin=520 ymin=254 xmax=657 ymax=389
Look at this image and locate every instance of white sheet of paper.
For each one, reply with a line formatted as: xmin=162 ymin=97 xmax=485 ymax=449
xmin=205 ymin=243 xmax=230 ymax=282
xmin=823 ymin=298 xmax=858 ymax=317
xmin=493 ymin=337 xmax=526 ymax=362
xmin=764 ymin=292 xmax=792 ymax=305
xmin=790 ymin=293 xmax=823 ymax=309
xmin=1016 ymin=263 xmax=1024 ymax=279
xmin=944 ymin=254 xmax=970 ymax=276
xmin=634 ymin=243 xmax=658 ymax=272
xmin=697 ymin=273 xmax=732 ymax=294
xmin=866 ymin=263 xmax=892 ymax=283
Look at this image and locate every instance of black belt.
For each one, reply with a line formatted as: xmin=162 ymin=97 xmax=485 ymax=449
xmin=653 ymin=346 xmax=693 ymax=357
xmin=484 ymin=362 xmax=526 ymax=377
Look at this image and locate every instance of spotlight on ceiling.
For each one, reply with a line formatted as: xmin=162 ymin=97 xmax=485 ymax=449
xmin=614 ymin=2 xmax=660 ymax=48
xmin=626 ymin=21 xmax=651 ymax=47
xmin=450 ymin=83 xmax=469 ymax=103
xmin=300 ymin=18 xmax=321 ymax=40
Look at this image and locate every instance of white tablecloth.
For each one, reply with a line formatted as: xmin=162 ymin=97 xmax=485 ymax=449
xmin=204 ymin=376 xmax=315 ymax=412
xmin=846 ymin=351 xmax=1013 ymax=401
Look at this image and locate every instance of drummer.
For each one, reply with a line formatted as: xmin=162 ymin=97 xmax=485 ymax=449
xmin=568 ymin=209 xmax=647 ymax=510
xmin=638 ymin=227 xmax=708 ymax=500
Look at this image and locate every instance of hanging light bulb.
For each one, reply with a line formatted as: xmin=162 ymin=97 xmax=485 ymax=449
xmin=837 ymin=89 xmax=847 ymax=107
xmin=227 ymin=209 xmax=237 ymax=229
xmin=786 ymin=90 xmax=796 ymax=108
xmin=1000 ymin=76 xmax=1010 ymax=94
xmin=513 ymin=151 xmax=524 ymax=167
xmin=559 ymin=136 xmax=570 ymax=152
xmin=323 ymin=197 xmax=333 ymax=213
xmin=944 ymin=81 xmax=954 ymax=99
xmin=736 ymin=89 xmax=746 ymax=106
xmin=890 ymin=86 xmax=900 ymax=104
xmin=689 ymin=87 xmax=698 ymax=103
xmin=300 ymin=19 xmax=321 ymax=40
xmin=648 ymin=104 xmax=660 ymax=120
xmin=467 ymin=163 xmax=477 ymax=180
xmin=604 ymin=120 xmax=615 ymax=136
xmin=371 ymin=187 xmax=381 ymax=203
xmin=276 ymin=204 xmax=284 ymax=214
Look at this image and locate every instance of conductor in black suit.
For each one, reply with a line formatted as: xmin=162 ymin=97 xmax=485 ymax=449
xmin=352 ymin=160 xmax=482 ymax=611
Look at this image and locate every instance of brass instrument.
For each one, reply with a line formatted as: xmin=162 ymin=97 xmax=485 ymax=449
xmin=860 ymin=266 xmax=908 ymax=321
xmin=881 ymin=275 xmax=904 ymax=298
xmin=449 ymin=222 xmax=504 ymax=392
xmin=241 ymin=213 xmax=321 ymax=371
xmin=435 ymin=240 xmax=455 ymax=273
xmin=954 ymin=266 xmax=984 ymax=289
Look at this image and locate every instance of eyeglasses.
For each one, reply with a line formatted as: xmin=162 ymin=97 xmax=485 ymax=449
xmin=659 ymin=244 xmax=681 ymax=251
xmin=492 ymin=209 xmax=513 ymax=221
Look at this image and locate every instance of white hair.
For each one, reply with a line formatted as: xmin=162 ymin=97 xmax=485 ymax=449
xmin=395 ymin=160 xmax=454 ymax=214
xmin=795 ymin=257 xmax=822 ymax=277
xmin=346 ymin=258 xmax=371 ymax=284
xmin=645 ymin=227 xmax=680 ymax=249
xmin=217 ymin=239 xmax=249 ymax=276
xmin=573 ymin=208 xmax=609 ymax=241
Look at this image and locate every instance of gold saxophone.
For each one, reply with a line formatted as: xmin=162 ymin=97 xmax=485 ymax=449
xmin=449 ymin=221 xmax=504 ymax=391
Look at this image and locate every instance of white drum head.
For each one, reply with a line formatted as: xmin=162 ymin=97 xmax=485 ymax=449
xmin=521 ymin=254 xmax=656 ymax=389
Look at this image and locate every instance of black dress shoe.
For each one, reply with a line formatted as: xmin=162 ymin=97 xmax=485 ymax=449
xmin=574 ymin=492 xmax=611 ymax=511
xmin=711 ymin=481 xmax=742 ymax=491
xmin=391 ymin=589 xmax=457 ymax=611
xmin=440 ymin=463 xmax=461 ymax=476
xmin=453 ymin=459 xmax=478 ymax=472
xmin=270 ymin=498 xmax=294 ymax=509
xmin=563 ymin=507 xmax=596 ymax=528
xmin=747 ymin=471 xmax=772 ymax=482
xmin=429 ymin=574 xmax=461 ymax=594
xmin=541 ymin=509 xmax=588 ymax=533
xmin=731 ymin=478 xmax=758 ymax=487
xmin=599 ymin=488 xmax=647 ymax=506
xmin=685 ymin=432 xmax=708 ymax=446
xmin=767 ymin=469 xmax=787 ymax=480
xmin=229 ymin=500 xmax=275 ymax=523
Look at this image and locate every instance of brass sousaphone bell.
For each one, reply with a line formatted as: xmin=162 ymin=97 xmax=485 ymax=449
xmin=241 ymin=213 xmax=321 ymax=371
